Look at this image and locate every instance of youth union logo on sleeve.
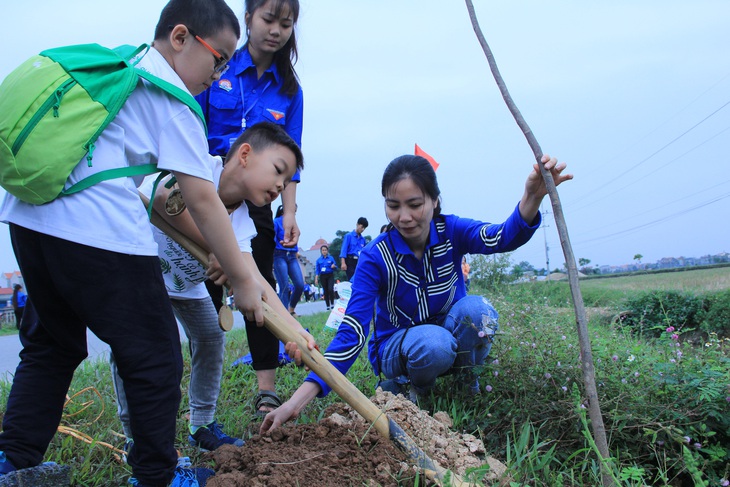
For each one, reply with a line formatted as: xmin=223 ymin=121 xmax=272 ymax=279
xmin=217 ymin=79 xmax=233 ymax=92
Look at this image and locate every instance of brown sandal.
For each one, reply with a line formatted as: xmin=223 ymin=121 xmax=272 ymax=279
xmin=254 ymin=390 xmax=282 ymax=417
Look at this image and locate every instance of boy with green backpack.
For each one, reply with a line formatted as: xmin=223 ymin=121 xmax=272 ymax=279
xmin=0 ymin=0 xmax=261 ymax=485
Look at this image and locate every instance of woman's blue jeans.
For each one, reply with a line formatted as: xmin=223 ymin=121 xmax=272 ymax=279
xmin=273 ymin=249 xmax=304 ymax=309
xmin=379 ymin=295 xmax=498 ymax=395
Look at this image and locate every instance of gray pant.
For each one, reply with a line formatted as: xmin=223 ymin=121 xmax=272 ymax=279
xmin=111 ymin=297 xmax=225 ymax=437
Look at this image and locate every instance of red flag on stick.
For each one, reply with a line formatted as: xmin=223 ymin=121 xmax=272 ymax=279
xmin=414 ymin=144 xmax=440 ymax=171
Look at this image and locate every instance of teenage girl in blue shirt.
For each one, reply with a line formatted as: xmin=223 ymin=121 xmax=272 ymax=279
xmin=261 ymin=153 xmax=572 ymax=432
xmin=195 ymin=0 xmax=303 ymax=416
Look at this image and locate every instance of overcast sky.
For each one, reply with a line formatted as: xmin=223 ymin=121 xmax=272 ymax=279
xmin=1 ymin=0 xmax=729 ymax=275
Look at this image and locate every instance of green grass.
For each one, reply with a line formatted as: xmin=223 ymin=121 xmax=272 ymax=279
xmin=1 ymin=268 xmax=729 ymax=485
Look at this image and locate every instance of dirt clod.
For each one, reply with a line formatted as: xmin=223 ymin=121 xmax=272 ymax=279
xmin=207 ymin=390 xmax=507 ymax=486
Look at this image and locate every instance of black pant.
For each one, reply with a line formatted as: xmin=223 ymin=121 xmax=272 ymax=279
xmin=13 ymin=307 xmax=24 ymax=330
xmin=1 ymin=225 xmax=182 ymax=486
xmin=319 ymin=273 xmax=335 ymax=307
xmin=206 ymin=201 xmax=279 ymax=371
xmin=345 ymin=256 xmax=359 ymax=281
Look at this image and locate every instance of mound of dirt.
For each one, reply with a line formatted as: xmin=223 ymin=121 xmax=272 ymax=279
xmin=207 ymin=389 xmax=507 ymax=486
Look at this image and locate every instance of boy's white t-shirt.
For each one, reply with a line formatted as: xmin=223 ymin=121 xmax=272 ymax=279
xmin=0 ymin=48 xmax=214 ymax=256
xmin=139 ymin=158 xmax=256 ymax=300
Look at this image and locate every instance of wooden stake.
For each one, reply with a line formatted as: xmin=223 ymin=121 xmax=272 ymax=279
xmin=463 ymin=1 xmax=615 ymax=485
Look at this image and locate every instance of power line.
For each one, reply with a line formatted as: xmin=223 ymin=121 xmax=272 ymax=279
xmin=597 ymin=70 xmax=730 ymax=167
xmin=569 ymin=98 xmax=730 ymax=207
xmin=574 ymin=191 xmax=730 ymax=246
xmin=575 ymin=178 xmax=730 ymax=236
xmin=569 ymin=125 xmax=730 ymax=212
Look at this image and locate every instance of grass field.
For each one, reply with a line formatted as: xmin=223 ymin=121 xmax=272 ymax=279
xmin=580 ymin=266 xmax=730 ymax=293
xmin=0 ymin=267 xmax=728 ymax=485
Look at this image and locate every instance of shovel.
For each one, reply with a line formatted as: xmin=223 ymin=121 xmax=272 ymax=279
xmin=140 ymin=193 xmax=466 ymax=486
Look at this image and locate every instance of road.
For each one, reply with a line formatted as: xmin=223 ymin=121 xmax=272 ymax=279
xmin=0 ymin=299 xmax=328 ymax=381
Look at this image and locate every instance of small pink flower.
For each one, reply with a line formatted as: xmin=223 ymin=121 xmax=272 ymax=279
xmin=561 ymin=386 xmax=568 ymax=392
xmin=671 ymin=334 xmax=679 ymax=340
xmin=720 ymin=478 xmax=729 ymax=487
xmin=492 ymin=359 xmax=499 ymax=365
xmin=493 ymin=371 xmax=499 ymax=377
xmin=683 ymin=436 xmax=691 ymax=444
xmin=634 ymin=372 xmax=640 ymax=377
xmin=693 ymin=442 xmax=702 ymax=450
xmin=611 ymin=355 xmax=618 ymax=361
xmin=561 ymin=335 xmax=566 ymax=340
xmin=485 ymin=385 xmax=493 ymax=392
xmin=666 ymin=326 xmax=675 ymax=333
xmin=544 ymin=372 xmax=552 ymax=379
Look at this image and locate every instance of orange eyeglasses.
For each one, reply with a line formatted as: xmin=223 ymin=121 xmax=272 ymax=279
xmin=187 ymin=27 xmax=229 ymax=74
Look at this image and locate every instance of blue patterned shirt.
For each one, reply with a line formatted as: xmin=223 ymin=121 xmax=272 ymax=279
xmin=307 ymin=204 xmax=540 ymax=396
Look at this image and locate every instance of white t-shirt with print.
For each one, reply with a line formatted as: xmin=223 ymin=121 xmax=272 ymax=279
xmin=0 ymin=47 xmax=214 ymax=256
xmin=139 ymin=158 xmax=256 ymax=300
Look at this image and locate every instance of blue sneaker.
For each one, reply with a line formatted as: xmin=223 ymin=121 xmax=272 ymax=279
xmin=128 ymin=466 xmax=215 ymax=487
xmin=121 ymin=438 xmax=134 ymax=465
xmin=0 ymin=451 xmax=16 ymax=474
xmin=188 ymin=421 xmax=244 ymax=452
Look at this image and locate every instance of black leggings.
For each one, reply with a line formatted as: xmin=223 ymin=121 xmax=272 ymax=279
xmin=206 ymin=201 xmax=280 ymax=371
xmin=319 ymin=273 xmax=335 ymax=307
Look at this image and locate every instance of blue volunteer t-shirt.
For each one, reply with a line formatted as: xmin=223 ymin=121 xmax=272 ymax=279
xmin=194 ymin=47 xmax=303 ymax=182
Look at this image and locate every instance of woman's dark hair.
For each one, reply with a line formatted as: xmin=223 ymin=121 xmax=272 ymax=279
xmin=245 ymin=0 xmax=300 ymax=97
xmin=275 ymin=205 xmax=284 ymax=218
xmin=320 ymin=245 xmax=329 ymax=252
xmin=381 ymin=155 xmax=442 ymax=217
xmin=154 ymin=0 xmax=241 ymax=41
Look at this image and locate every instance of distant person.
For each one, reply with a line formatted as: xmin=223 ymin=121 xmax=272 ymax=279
xmin=195 ymin=0 xmax=304 ymax=418
xmin=314 ymin=245 xmax=337 ymax=310
xmin=260 ymin=152 xmax=572 ymax=432
xmin=302 ymin=282 xmax=314 ymax=302
xmin=462 ymin=256 xmax=471 ymax=292
xmin=274 ymin=205 xmax=305 ymax=317
xmin=0 ymin=1 xmax=258 ymax=485
xmin=10 ymin=285 xmax=26 ymax=330
xmin=339 ymin=217 xmax=369 ymax=280
xmin=380 ymin=224 xmax=388 ymax=234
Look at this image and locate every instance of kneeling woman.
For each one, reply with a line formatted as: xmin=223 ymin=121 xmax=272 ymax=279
xmin=261 ymin=153 xmax=572 ymax=432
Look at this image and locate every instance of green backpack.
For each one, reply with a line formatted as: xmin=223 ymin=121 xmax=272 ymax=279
xmin=0 ymin=43 xmax=205 ymax=205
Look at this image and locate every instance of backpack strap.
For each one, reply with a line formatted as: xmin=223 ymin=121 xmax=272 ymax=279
xmin=116 ymin=43 xmax=207 ymax=133
xmin=60 ymin=44 xmax=206 ymax=214
xmin=134 ymin=68 xmax=207 ymax=135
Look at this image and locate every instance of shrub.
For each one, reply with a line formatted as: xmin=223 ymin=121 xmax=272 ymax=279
xmin=702 ymin=289 xmax=730 ymax=337
xmin=620 ymin=291 xmax=705 ymax=337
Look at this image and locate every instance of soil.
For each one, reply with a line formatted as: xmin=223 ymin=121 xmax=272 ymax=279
xmin=206 ymin=390 xmax=508 ymax=486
